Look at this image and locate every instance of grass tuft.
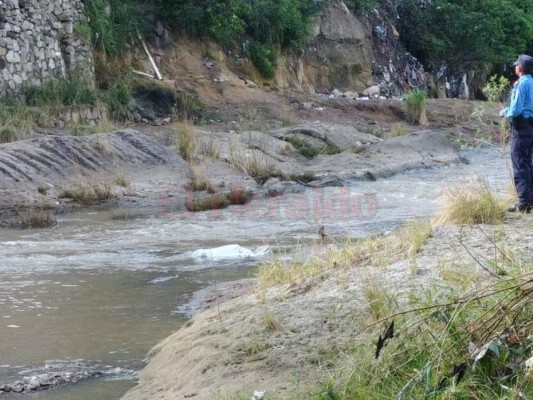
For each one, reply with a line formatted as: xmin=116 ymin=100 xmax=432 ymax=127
xmin=405 ymin=90 xmax=428 ymax=125
xmin=114 ymin=173 xmax=129 ymax=188
xmin=59 ymin=183 xmax=116 ymax=204
xmin=190 ymin=169 xmax=216 ymax=193
xmin=175 ymin=123 xmax=197 ymax=163
xmin=0 ymin=211 xmax=57 ymax=229
xmin=185 ymin=193 xmax=230 ymax=212
xmin=261 ymin=310 xmax=284 ymax=332
xmin=435 ymin=182 xmax=506 ymax=225
xmin=285 ymin=136 xmax=338 ymax=159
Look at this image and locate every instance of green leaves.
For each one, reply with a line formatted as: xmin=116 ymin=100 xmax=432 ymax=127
xmin=399 ymin=0 xmax=533 ymax=71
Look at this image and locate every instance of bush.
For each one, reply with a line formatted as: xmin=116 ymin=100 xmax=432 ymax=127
xmin=248 ymin=41 xmax=278 ymax=79
xmin=405 ymin=90 xmax=427 ymax=125
xmin=483 ymin=75 xmax=511 ymax=103
xmin=105 ymin=74 xmax=134 ymax=118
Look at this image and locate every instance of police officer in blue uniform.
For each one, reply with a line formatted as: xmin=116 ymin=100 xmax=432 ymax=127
xmin=501 ymin=54 xmax=533 ymax=212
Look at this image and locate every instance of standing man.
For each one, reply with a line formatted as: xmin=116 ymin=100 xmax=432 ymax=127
xmin=501 ymin=54 xmax=533 ymax=213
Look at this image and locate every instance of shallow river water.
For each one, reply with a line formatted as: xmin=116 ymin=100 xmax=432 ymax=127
xmin=0 ymin=147 xmax=510 ymax=399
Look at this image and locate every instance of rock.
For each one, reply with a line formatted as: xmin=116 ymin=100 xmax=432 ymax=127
xmin=331 ymin=88 xmax=342 ymax=98
xmin=362 ymin=85 xmax=380 ymax=98
xmin=252 ymin=390 xmax=266 ymax=400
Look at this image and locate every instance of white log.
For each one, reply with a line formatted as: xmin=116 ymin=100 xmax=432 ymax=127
xmin=138 ymin=33 xmax=162 ymax=81
xmin=132 ymin=69 xmax=155 ymax=79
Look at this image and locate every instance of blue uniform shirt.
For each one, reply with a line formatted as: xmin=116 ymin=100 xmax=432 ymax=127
xmin=503 ymin=75 xmax=533 ymax=119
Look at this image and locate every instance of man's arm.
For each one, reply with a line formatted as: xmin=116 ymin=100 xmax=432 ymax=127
xmin=504 ymin=84 xmax=526 ymax=118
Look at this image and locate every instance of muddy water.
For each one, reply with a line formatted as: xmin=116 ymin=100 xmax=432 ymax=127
xmin=0 ymin=147 xmax=510 ymax=399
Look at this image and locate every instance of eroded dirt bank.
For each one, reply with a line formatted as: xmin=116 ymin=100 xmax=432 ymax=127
xmin=122 ymin=215 xmax=532 ymax=400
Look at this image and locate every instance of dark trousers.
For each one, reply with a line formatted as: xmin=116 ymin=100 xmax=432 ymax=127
xmin=510 ymin=126 xmax=533 ymax=207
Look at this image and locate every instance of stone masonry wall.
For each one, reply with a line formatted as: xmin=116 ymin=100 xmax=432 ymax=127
xmin=0 ymin=0 xmax=94 ymax=94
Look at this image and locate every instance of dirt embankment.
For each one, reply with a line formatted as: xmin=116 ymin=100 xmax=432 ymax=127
xmin=121 ymin=213 xmax=530 ymax=400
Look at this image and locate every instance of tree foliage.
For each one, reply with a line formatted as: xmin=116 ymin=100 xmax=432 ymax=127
xmin=83 ymin=0 xmax=325 ymax=78
xmin=398 ymin=0 xmax=533 ymax=71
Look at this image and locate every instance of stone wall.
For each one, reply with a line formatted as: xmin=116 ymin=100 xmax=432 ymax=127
xmin=0 ymin=0 xmax=94 ymax=94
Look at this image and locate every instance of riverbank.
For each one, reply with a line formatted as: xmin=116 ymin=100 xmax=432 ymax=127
xmin=122 ymin=210 xmax=533 ymax=399
xmin=0 ymin=97 xmax=499 ymax=222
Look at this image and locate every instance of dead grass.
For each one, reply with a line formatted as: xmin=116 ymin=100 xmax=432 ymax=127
xmin=114 ymin=173 xmax=128 ymax=188
xmin=59 ymin=183 xmax=116 ymax=204
xmin=186 ymin=187 xmax=252 ymax=211
xmin=229 ymin=144 xmax=279 ymax=184
xmin=175 ymin=123 xmax=198 ymax=163
xmin=199 ymin=136 xmax=221 ymax=159
xmin=185 ymin=193 xmax=230 ymax=212
xmin=190 ymin=168 xmax=216 ymax=193
xmin=0 ymin=211 xmax=57 ymax=229
xmin=261 ymin=310 xmax=284 ymax=332
xmin=403 ymin=220 xmax=433 ymax=257
xmin=257 ymin=221 xmax=434 ymax=291
xmin=227 ymin=187 xmax=252 ymax=205
xmin=434 ymin=181 xmax=506 ymax=225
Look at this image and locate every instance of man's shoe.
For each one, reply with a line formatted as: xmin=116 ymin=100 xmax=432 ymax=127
xmin=507 ymin=204 xmax=532 ymax=213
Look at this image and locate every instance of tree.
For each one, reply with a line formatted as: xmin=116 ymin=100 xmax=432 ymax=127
xmin=399 ymin=0 xmax=533 ymax=71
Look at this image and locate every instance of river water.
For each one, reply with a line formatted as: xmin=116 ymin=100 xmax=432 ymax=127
xmin=0 ymin=147 xmax=510 ymax=399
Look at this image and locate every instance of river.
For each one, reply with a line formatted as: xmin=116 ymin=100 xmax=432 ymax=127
xmin=0 ymin=146 xmax=510 ymax=399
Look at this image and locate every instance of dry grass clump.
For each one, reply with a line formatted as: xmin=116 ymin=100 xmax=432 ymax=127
xmin=261 ymin=310 xmax=284 ymax=332
xmin=199 ymin=137 xmax=221 ymax=159
xmin=229 ymin=146 xmax=279 ymax=184
xmin=186 ymin=187 xmax=252 ymax=212
xmin=228 ymin=187 xmax=252 ymax=205
xmin=0 ymin=211 xmax=57 ymax=229
xmin=59 ymin=183 xmax=116 ymax=204
xmin=190 ymin=168 xmax=216 ymax=193
xmin=175 ymin=123 xmax=198 ymax=162
xmin=403 ymin=220 xmax=433 ymax=257
xmin=434 ymin=182 xmax=506 ymax=225
xmin=114 ymin=173 xmax=128 ymax=188
xmin=257 ymin=235 xmax=395 ymax=290
xmin=185 ymin=193 xmax=231 ymax=212
xmin=257 ymin=221 xmax=433 ymax=291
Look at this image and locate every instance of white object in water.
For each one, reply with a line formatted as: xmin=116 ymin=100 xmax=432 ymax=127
xmin=192 ymin=244 xmax=269 ymax=261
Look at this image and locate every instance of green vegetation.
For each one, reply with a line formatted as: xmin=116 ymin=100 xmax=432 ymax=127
xmin=344 ymin=0 xmax=375 ymax=12
xmin=483 ymin=75 xmax=512 ymax=103
xmin=84 ymin=0 xmax=325 ymax=78
xmin=312 ymin=274 xmax=533 ymax=399
xmin=398 ymin=0 xmax=533 ymax=72
xmin=25 ymin=76 xmax=98 ymax=108
xmin=84 ymin=0 xmax=150 ymax=56
xmin=285 ymin=136 xmax=338 ymax=159
xmin=190 ymin=169 xmax=216 ymax=193
xmin=405 ymin=90 xmax=428 ymax=125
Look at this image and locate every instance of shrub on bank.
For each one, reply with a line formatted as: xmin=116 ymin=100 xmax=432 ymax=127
xmin=405 ymin=90 xmax=427 ymax=126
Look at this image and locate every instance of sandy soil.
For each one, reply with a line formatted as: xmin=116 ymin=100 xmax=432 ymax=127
xmin=122 ymin=212 xmax=532 ymax=400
